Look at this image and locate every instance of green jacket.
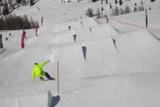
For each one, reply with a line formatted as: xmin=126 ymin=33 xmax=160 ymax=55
xmin=32 ymin=61 xmax=49 ymax=80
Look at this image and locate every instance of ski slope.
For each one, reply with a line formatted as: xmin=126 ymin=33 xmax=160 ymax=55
xmin=0 ymin=0 xmax=160 ymax=107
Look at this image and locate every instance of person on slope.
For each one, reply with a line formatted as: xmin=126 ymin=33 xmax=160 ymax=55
xmin=32 ymin=60 xmax=54 ymax=81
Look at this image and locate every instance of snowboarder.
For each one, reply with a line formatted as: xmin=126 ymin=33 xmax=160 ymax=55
xmin=32 ymin=60 xmax=54 ymax=81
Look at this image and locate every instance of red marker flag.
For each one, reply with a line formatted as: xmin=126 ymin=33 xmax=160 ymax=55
xmin=36 ymin=24 xmax=38 ymax=36
xmin=41 ymin=17 xmax=43 ymax=26
xmin=21 ymin=31 xmax=26 ymax=49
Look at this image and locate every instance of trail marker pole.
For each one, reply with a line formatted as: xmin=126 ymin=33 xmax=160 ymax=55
xmin=57 ymin=61 xmax=59 ymax=95
xmin=145 ymin=9 xmax=148 ymax=28
xmin=41 ymin=17 xmax=43 ymax=26
xmin=36 ymin=24 xmax=38 ymax=37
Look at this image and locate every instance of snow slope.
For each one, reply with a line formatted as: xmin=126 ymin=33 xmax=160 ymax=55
xmin=0 ymin=0 xmax=160 ymax=107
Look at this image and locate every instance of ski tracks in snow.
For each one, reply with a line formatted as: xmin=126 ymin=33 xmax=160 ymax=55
xmin=98 ymin=75 xmax=113 ymax=107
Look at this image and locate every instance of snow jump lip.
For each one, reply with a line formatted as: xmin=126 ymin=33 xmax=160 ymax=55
xmin=0 ymin=91 xmax=60 ymax=107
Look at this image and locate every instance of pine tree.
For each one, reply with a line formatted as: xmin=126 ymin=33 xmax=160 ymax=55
xmin=134 ymin=6 xmax=138 ymax=12
xmin=119 ymin=0 xmax=122 ymax=5
xmin=106 ymin=0 xmax=108 ymax=4
xmin=110 ymin=3 xmax=112 ymax=9
xmin=22 ymin=0 xmax=27 ymax=6
xmin=120 ymin=7 xmax=124 ymax=14
xmin=150 ymin=0 xmax=155 ymax=2
xmin=96 ymin=8 xmax=101 ymax=19
xmin=16 ymin=0 xmax=22 ymax=4
xmin=111 ymin=8 xmax=115 ymax=16
xmin=86 ymin=8 xmax=93 ymax=17
xmin=3 ymin=3 xmax=9 ymax=15
xmin=115 ymin=6 xmax=119 ymax=15
xmin=115 ymin=0 xmax=117 ymax=4
xmin=30 ymin=0 xmax=34 ymax=6
xmin=125 ymin=5 xmax=130 ymax=14
xmin=101 ymin=0 xmax=103 ymax=5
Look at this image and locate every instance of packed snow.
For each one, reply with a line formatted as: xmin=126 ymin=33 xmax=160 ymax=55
xmin=0 ymin=0 xmax=160 ymax=107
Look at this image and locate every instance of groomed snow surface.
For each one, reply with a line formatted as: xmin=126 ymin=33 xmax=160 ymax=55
xmin=0 ymin=0 xmax=160 ymax=107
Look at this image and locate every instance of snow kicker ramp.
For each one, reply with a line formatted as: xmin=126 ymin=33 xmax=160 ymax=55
xmin=48 ymin=22 xmax=118 ymax=78
xmin=52 ymin=28 xmax=160 ymax=76
xmin=0 ymin=90 xmax=53 ymax=107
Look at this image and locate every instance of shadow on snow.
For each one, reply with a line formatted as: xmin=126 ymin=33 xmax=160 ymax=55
xmin=50 ymin=95 xmax=60 ymax=107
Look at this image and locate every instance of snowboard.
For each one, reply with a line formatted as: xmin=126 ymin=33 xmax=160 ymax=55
xmin=50 ymin=77 xmax=56 ymax=80
xmin=44 ymin=78 xmax=56 ymax=81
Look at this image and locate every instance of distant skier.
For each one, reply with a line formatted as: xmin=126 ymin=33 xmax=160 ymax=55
xmin=32 ymin=60 xmax=54 ymax=81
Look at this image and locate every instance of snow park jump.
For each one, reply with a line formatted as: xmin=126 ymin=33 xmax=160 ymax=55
xmin=1 ymin=0 xmax=160 ymax=107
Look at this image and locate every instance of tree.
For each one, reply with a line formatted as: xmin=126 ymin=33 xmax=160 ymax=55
xmin=115 ymin=6 xmax=119 ymax=15
xmin=106 ymin=0 xmax=108 ymax=4
xmin=0 ymin=14 xmax=38 ymax=30
xmin=138 ymin=0 xmax=145 ymax=12
xmin=30 ymin=0 xmax=34 ymax=6
xmin=140 ymin=0 xmax=144 ymax=6
xmin=115 ymin=0 xmax=117 ymax=4
xmin=120 ymin=7 xmax=124 ymax=14
xmin=92 ymin=0 xmax=97 ymax=2
xmin=23 ymin=15 xmax=31 ymax=29
xmin=134 ymin=3 xmax=138 ymax=12
xmin=96 ymin=8 xmax=101 ymax=19
xmin=8 ymin=0 xmax=13 ymax=7
xmin=17 ymin=0 xmax=22 ymax=4
xmin=86 ymin=8 xmax=93 ymax=17
xmin=150 ymin=0 xmax=155 ymax=2
xmin=22 ymin=0 xmax=27 ymax=6
xmin=134 ymin=6 xmax=138 ymax=12
xmin=139 ymin=5 xmax=144 ymax=11
xmin=125 ymin=5 xmax=131 ymax=14
xmin=110 ymin=3 xmax=112 ymax=9
xmin=111 ymin=8 xmax=115 ymax=16
xmin=3 ymin=3 xmax=9 ymax=15
xmin=101 ymin=0 xmax=103 ymax=5
xmin=119 ymin=0 xmax=122 ymax=5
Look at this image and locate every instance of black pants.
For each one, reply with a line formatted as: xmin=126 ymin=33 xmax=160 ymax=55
xmin=40 ymin=72 xmax=52 ymax=80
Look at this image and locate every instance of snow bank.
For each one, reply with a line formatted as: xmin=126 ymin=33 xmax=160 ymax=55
xmin=0 ymin=91 xmax=52 ymax=107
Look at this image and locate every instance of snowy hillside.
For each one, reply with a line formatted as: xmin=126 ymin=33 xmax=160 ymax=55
xmin=0 ymin=0 xmax=160 ymax=107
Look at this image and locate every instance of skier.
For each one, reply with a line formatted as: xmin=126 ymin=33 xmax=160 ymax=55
xmin=32 ymin=60 xmax=54 ymax=81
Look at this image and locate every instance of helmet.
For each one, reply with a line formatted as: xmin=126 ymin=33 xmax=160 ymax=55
xmin=34 ymin=63 xmax=38 ymax=65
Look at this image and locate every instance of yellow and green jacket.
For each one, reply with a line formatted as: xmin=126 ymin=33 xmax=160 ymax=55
xmin=32 ymin=61 xmax=49 ymax=80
